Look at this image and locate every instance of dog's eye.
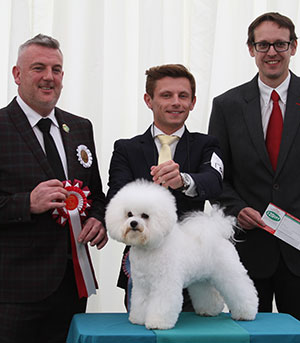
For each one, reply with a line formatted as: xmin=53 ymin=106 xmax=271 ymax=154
xmin=127 ymin=212 xmax=133 ymax=217
xmin=141 ymin=213 xmax=149 ymax=219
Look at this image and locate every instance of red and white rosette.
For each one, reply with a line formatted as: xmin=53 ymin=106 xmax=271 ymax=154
xmin=52 ymin=179 xmax=98 ymax=298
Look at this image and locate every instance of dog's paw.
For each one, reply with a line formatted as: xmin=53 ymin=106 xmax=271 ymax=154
xmin=229 ymin=296 xmax=258 ymax=321
xmin=145 ymin=313 xmax=178 ymax=330
xmin=196 ymin=309 xmax=221 ymax=317
xmin=230 ymin=309 xmax=257 ymax=321
xmin=194 ymin=301 xmax=224 ymax=317
xmin=129 ymin=314 xmax=145 ymax=326
xmin=145 ymin=318 xmax=175 ymax=330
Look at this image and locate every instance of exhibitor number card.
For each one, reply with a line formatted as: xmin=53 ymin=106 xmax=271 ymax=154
xmin=260 ymin=203 xmax=300 ymax=251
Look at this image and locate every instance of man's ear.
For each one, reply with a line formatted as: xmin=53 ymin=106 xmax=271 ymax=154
xmin=12 ymin=66 xmax=21 ymax=85
xmin=291 ymin=39 xmax=297 ymax=56
xmin=190 ymin=96 xmax=196 ymax=111
xmin=144 ymin=93 xmax=153 ymax=109
xmin=248 ymin=44 xmax=255 ymax=57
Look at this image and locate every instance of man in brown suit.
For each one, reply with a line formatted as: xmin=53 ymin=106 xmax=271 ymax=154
xmin=0 ymin=34 xmax=107 ymax=342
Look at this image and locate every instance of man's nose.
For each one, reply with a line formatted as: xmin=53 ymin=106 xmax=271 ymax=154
xmin=171 ymin=95 xmax=180 ymax=106
xmin=267 ymin=44 xmax=277 ymax=55
xmin=43 ymin=67 xmax=54 ymax=80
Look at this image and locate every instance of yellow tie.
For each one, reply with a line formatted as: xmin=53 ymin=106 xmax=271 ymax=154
xmin=157 ymin=135 xmax=179 ymax=165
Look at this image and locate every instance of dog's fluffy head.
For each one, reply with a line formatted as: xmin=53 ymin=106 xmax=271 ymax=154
xmin=105 ymin=179 xmax=177 ymax=248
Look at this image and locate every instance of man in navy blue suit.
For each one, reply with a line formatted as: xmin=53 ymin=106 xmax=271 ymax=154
xmin=107 ymin=64 xmax=223 ymax=310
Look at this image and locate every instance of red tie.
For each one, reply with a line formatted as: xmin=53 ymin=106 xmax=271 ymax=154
xmin=266 ymin=90 xmax=283 ymax=170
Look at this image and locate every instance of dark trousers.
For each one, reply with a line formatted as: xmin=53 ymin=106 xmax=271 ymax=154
xmin=0 ymin=260 xmax=87 ymax=343
xmin=253 ymin=255 xmax=300 ymax=320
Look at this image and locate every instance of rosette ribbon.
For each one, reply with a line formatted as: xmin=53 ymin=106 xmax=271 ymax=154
xmin=53 ymin=179 xmax=98 ymax=298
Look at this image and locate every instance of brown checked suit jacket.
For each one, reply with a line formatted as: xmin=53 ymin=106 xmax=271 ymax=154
xmin=0 ymin=97 xmax=106 ymax=303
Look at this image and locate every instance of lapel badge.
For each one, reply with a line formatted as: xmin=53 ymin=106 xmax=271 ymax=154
xmin=76 ymin=145 xmax=93 ymax=168
xmin=62 ymin=123 xmax=70 ymax=133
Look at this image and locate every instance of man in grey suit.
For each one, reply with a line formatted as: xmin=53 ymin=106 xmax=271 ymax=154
xmin=208 ymin=12 xmax=300 ymax=319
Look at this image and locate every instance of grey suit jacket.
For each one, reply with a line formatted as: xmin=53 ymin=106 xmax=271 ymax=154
xmin=208 ymin=72 xmax=300 ymax=278
xmin=0 ymin=98 xmax=106 ymax=302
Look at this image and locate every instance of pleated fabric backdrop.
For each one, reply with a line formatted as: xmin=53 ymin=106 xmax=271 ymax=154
xmin=1 ymin=0 xmax=300 ymax=312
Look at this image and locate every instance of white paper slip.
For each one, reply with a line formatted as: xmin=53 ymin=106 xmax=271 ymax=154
xmin=260 ymin=203 xmax=300 ymax=250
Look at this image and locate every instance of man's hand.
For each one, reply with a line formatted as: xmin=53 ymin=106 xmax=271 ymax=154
xmin=30 ymin=179 xmax=68 ymax=214
xmin=78 ymin=217 xmax=108 ymax=250
xmin=237 ymin=207 xmax=265 ymax=230
xmin=150 ymin=160 xmax=183 ymax=189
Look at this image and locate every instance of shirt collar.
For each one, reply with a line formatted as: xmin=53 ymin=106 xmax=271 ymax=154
xmin=258 ymin=72 xmax=290 ymax=107
xmin=152 ymin=124 xmax=185 ymax=138
xmin=16 ymin=95 xmax=58 ymax=129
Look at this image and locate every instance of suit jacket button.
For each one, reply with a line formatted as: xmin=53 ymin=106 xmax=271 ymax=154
xmin=273 ymin=183 xmax=279 ymax=190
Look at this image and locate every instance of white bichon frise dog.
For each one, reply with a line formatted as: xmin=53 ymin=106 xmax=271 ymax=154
xmin=105 ymin=180 xmax=258 ymax=330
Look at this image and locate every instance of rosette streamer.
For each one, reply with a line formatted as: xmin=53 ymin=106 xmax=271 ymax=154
xmin=53 ymin=179 xmax=98 ymax=298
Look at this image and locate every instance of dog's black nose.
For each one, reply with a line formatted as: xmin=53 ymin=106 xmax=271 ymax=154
xmin=130 ymin=220 xmax=138 ymax=230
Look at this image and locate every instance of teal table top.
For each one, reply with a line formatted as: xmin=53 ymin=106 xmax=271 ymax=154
xmin=67 ymin=312 xmax=300 ymax=343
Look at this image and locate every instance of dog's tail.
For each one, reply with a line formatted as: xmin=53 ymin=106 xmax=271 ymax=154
xmin=208 ymin=206 xmax=236 ymax=240
xmin=181 ymin=206 xmax=236 ymax=241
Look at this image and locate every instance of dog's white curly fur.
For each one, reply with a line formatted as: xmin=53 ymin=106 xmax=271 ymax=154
xmin=106 ymin=180 xmax=258 ymax=330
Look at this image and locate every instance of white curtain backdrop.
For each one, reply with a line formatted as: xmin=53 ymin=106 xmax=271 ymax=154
xmin=1 ymin=0 xmax=300 ymax=312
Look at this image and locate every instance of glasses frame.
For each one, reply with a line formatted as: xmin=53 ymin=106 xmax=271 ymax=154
xmin=252 ymin=41 xmax=292 ymax=53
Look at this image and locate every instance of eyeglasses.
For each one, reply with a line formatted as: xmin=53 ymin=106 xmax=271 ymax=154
xmin=252 ymin=41 xmax=292 ymax=53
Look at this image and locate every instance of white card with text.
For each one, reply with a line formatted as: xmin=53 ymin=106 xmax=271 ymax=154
xmin=260 ymin=203 xmax=300 ymax=251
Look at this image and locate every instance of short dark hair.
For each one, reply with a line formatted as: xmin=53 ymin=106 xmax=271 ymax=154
xmin=145 ymin=64 xmax=196 ymax=100
xmin=247 ymin=12 xmax=298 ymax=46
xmin=18 ymin=34 xmax=62 ymax=59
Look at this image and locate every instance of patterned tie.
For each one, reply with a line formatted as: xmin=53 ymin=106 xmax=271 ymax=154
xmin=157 ymin=135 xmax=179 ymax=165
xmin=37 ymin=118 xmax=66 ymax=180
xmin=266 ymin=90 xmax=283 ymax=171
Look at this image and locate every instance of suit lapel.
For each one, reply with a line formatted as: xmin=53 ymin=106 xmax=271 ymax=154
xmin=174 ymin=128 xmax=188 ymax=167
xmin=242 ymin=76 xmax=273 ymax=173
xmin=8 ymin=99 xmax=55 ymax=179
xmin=55 ymin=109 xmax=73 ymax=180
xmin=276 ymin=73 xmax=300 ymax=174
xmin=140 ymin=126 xmax=158 ymax=169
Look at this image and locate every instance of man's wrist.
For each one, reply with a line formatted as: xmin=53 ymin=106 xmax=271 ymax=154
xmin=177 ymin=173 xmax=191 ymax=192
